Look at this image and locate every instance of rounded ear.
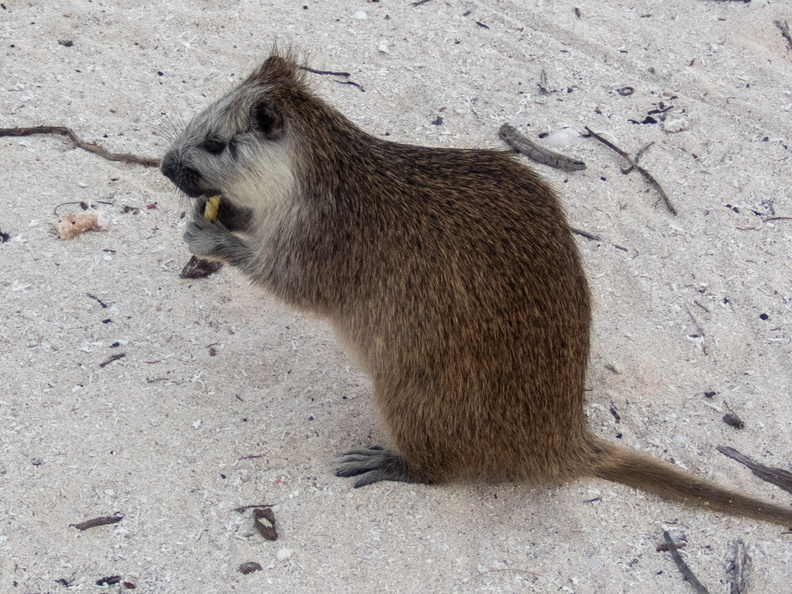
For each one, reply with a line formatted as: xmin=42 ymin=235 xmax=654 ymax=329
xmin=252 ymin=99 xmax=285 ymax=141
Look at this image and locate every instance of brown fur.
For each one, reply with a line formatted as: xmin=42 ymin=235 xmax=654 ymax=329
xmin=162 ymin=51 xmax=792 ymax=526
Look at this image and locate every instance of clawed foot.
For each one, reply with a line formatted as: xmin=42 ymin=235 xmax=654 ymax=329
xmin=335 ymin=446 xmax=427 ymax=488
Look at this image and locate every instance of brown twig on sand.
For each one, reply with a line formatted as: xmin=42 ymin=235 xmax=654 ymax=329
xmin=99 ymin=353 xmax=126 ymax=368
xmin=726 ymin=539 xmax=751 ymax=594
xmin=717 ymin=445 xmax=792 ymax=495
xmin=299 ymin=66 xmax=364 ymax=91
xmin=299 ymin=66 xmax=351 ymax=77
xmin=233 ymin=504 xmax=275 ymax=512
xmin=584 ymin=127 xmax=677 ymax=215
xmin=570 ymin=227 xmax=629 ymax=252
xmin=71 ymin=515 xmax=123 ymax=531
xmin=0 ymin=126 xmax=160 ymax=167
xmin=499 ymin=123 xmax=586 ymax=172
xmin=332 ymin=79 xmax=365 ymax=92
xmin=775 ymin=20 xmax=792 ymax=50
xmin=570 ymin=227 xmax=602 ymax=241
xmin=662 ymin=531 xmax=711 ymax=594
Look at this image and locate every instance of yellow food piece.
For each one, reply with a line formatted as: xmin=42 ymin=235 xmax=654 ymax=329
xmin=204 ymin=195 xmax=221 ymax=220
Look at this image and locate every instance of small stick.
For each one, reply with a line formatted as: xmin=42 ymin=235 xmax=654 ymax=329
xmin=99 ymin=353 xmax=126 ymax=368
xmin=685 ymin=305 xmax=705 ymax=337
xmin=0 ymin=126 xmax=160 ymax=167
xmin=333 ymin=79 xmax=365 ymax=92
xmin=499 ymin=123 xmax=586 ymax=172
xmin=632 ymin=141 xmax=655 ymax=165
xmin=584 ymin=127 xmax=677 ymax=215
xmin=717 ymin=445 xmax=792 ymax=495
xmin=298 ymin=66 xmax=364 ymax=91
xmin=693 ymin=299 xmax=710 ymax=313
xmin=537 ymin=69 xmax=551 ymax=95
xmin=570 ymin=227 xmax=602 ymax=241
xmin=662 ymin=531 xmax=711 ymax=594
xmin=776 ymin=21 xmax=792 ymax=51
xmin=571 ymin=227 xmax=631 ymax=252
xmin=412 ymin=0 xmax=433 ymax=6
xmin=53 ymin=200 xmax=115 ymax=216
xmin=87 ymin=293 xmax=109 ymax=308
xmin=233 ymin=504 xmax=275 ymax=513
xmin=726 ymin=539 xmax=751 ymax=594
xmin=71 ymin=515 xmax=123 ymax=531
xmin=299 ymin=66 xmax=351 ymax=77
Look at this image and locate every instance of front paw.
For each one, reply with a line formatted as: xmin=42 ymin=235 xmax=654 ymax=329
xmin=183 ymin=219 xmax=232 ymax=260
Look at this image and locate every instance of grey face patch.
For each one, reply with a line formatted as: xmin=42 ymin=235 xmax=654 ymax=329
xmin=161 ymin=74 xmax=296 ymax=212
xmin=161 ymin=81 xmax=279 ymax=199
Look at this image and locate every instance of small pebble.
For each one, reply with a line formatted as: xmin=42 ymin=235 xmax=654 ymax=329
xmin=276 ymin=548 xmax=293 ymax=561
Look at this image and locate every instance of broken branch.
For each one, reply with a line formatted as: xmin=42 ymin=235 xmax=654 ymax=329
xmin=662 ymin=531 xmax=710 ymax=594
xmin=584 ymin=127 xmax=677 ymax=215
xmin=774 ymin=20 xmax=792 ymax=51
xmin=0 ymin=126 xmax=160 ymax=167
xmin=717 ymin=445 xmax=792 ymax=495
xmin=499 ymin=123 xmax=586 ymax=172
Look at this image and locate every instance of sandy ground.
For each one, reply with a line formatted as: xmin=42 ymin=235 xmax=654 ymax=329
xmin=2 ymin=1 xmax=792 ymax=592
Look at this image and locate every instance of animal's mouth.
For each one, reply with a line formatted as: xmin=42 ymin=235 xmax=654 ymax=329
xmin=160 ymin=155 xmax=219 ymax=199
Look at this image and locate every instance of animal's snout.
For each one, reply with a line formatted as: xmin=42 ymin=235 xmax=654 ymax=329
xmin=160 ymin=152 xmax=179 ymax=183
xmin=160 ymin=152 xmax=204 ymax=197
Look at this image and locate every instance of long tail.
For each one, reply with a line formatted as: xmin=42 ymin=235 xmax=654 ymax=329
xmin=587 ymin=437 xmax=792 ymax=527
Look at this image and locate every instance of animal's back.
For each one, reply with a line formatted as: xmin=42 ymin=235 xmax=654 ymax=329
xmin=314 ymin=139 xmax=593 ymax=482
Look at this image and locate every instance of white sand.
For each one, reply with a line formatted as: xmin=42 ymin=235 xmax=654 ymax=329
xmin=2 ymin=1 xmax=792 ymax=592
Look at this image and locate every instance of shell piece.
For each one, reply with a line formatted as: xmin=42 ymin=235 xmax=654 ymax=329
xmin=204 ymin=195 xmax=221 ymax=220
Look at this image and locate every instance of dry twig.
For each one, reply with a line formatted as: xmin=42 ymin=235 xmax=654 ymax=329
xmin=717 ymin=445 xmax=792 ymax=495
xmin=299 ymin=66 xmax=351 ymax=77
xmin=99 ymin=353 xmax=126 ymax=368
xmin=0 ymin=125 xmax=160 ymax=167
xmin=570 ymin=227 xmax=602 ymax=241
xmin=663 ymin=531 xmax=710 ymax=594
xmin=584 ymin=127 xmax=677 ymax=215
xmin=232 ymin=504 xmax=275 ymax=513
xmin=499 ymin=123 xmax=586 ymax=172
xmin=71 ymin=515 xmax=123 ymax=531
xmin=726 ymin=539 xmax=751 ymax=594
xmin=775 ymin=20 xmax=792 ymax=51
xmin=299 ymin=65 xmax=364 ymax=91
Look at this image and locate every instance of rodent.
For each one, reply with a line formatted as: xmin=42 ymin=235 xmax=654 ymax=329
xmin=160 ymin=50 xmax=792 ymax=526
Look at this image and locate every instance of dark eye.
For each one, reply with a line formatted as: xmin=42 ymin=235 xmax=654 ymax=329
xmin=201 ymin=138 xmax=226 ymax=154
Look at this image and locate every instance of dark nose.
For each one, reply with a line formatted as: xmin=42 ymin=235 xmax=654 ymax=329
xmin=159 ymin=153 xmax=204 ymax=197
xmin=160 ymin=152 xmax=178 ymax=182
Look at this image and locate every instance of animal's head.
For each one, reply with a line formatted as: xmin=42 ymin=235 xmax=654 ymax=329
xmin=160 ymin=52 xmax=304 ymax=208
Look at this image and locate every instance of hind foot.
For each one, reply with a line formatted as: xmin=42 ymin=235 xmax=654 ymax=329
xmin=335 ymin=446 xmax=429 ymax=488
